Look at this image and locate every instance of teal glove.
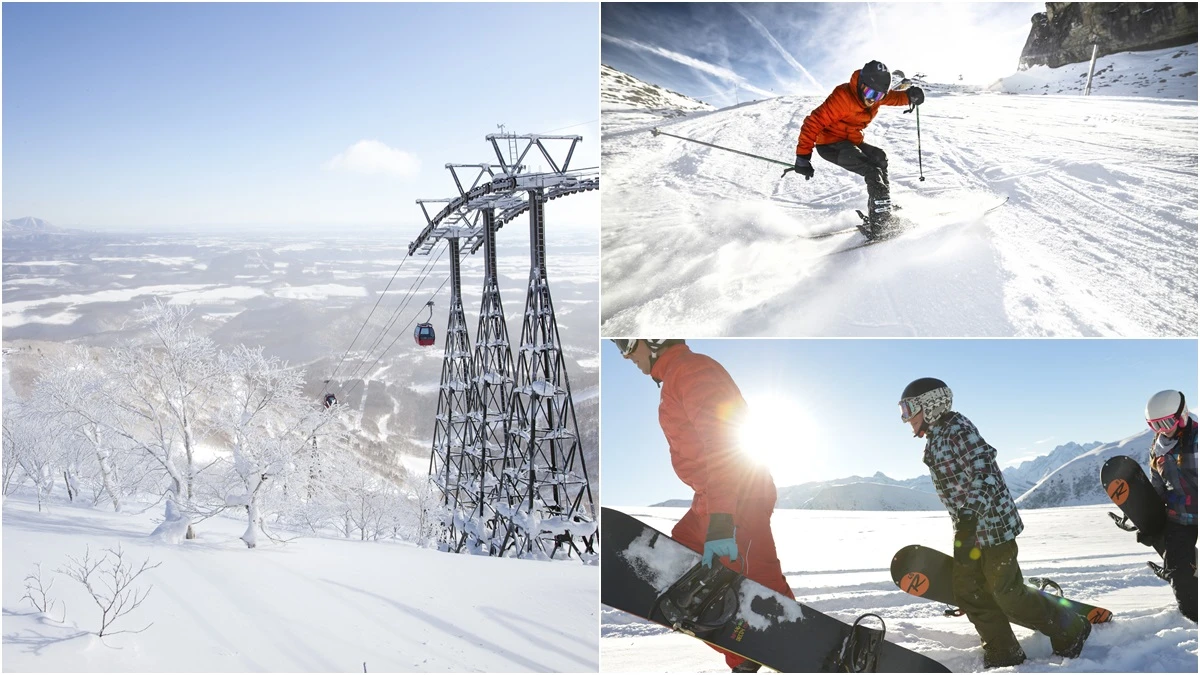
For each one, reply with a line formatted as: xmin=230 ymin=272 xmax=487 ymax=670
xmin=702 ymin=513 xmax=738 ymax=568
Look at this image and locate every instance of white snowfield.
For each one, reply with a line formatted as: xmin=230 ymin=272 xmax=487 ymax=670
xmin=602 ymin=506 xmax=1197 ymax=673
xmin=2 ymin=495 xmax=599 ymax=673
xmin=600 ymin=67 xmax=1198 ymax=337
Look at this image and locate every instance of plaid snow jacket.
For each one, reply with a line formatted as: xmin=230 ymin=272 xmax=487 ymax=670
xmin=923 ymin=411 xmax=1024 ymax=548
xmin=1150 ymin=418 xmax=1197 ymax=526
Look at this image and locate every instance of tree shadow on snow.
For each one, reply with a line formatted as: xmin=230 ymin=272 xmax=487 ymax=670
xmin=320 ymin=578 xmax=561 ymax=672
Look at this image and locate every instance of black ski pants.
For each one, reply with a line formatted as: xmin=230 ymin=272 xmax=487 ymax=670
xmin=815 ymin=140 xmax=890 ymax=214
xmin=952 ymin=539 xmax=1085 ymax=656
xmin=1163 ymin=521 xmax=1197 ymax=622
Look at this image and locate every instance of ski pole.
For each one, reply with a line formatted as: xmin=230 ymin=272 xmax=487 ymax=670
xmin=650 ymin=127 xmax=796 ymax=177
xmin=915 ymin=105 xmax=925 ymax=182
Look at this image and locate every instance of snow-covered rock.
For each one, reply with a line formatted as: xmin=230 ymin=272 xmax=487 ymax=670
xmin=993 ymin=43 xmax=1197 ymax=98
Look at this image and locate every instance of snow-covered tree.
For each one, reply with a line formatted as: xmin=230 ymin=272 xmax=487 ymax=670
xmin=29 ymin=347 xmax=139 ymax=511
xmin=214 ymin=345 xmax=342 ymax=548
xmin=111 ymin=301 xmax=220 ymax=537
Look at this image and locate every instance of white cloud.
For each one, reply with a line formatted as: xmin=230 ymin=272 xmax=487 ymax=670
xmin=325 ymin=140 xmax=420 ymax=178
xmin=601 ymin=34 xmax=777 ymax=99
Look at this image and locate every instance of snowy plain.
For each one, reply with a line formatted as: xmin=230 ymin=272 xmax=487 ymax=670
xmin=2 ymin=492 xmax=599 ymax=672
xmin=601 ymin=506 xmax=1197 ymax=672
xmin=600 ymin=47 xmax=1198 ymax=337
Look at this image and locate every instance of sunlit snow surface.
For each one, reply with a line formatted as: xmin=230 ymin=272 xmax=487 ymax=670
xmin=600 ymin=60 xmax=1197 ymax=337
xmin=601 ymin=506 xmax=1197 ymax=672
xmin=2 ymin=494 xmax=599 ymax=672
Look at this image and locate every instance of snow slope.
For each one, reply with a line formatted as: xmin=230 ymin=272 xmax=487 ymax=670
xmin=2 ymin=494 xmax=598 ymax=672
xmin=993 ymin=44 xmax=1198 ymax=98
xmin=1015 ymin=426 xmax=1160 ymax=509
xmin=600 ymin=65 xmax=1198 ymax=337
xmin=1004 ymin=442 xmax=1104 ymax=497
xmin=601 ymin=64 xmax=714 ymax=138
xmin=602 ymin=506 xmax=1196 ymax=672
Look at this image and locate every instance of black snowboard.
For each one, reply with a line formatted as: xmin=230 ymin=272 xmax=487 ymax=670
xmin=1102 ymin=455 xmax=1167 ymax=558
xmin=602 ymin=508 xmax=950 ymax=673
xmin=890 ymin=545 xmax=1113 ymax=626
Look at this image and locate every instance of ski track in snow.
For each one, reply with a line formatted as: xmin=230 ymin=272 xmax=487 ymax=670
xmin=601 ymin=505 xmax=1197 ymax=672
xmin=600 ymin=93 xmax=1197 ymax=337
xmin=2 ymin=494 xmax=598 ymax=673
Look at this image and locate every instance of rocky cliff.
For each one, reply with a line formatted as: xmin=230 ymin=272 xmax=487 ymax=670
xmin=1020 ymin=2 xmax=1197 ymax=69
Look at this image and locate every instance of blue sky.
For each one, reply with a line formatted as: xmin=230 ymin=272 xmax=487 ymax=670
xmin=602 ymin=339 xmax=1199 ymax=506
xmin=3 ymin=3 xmax=599 ymax=231
xmin=602 ymin=2 xmax=1041 ymax=107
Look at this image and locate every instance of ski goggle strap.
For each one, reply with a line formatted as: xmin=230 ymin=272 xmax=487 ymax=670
xmin=611 ymin=339 xmax=638 ymax=356
xmin=861 ymin=85 xmax=887 ymax=103
xmin=1148 ymin=413 xmax=1184 ymax=435
xmin=899 ymin=398 xmax=921 ymax=422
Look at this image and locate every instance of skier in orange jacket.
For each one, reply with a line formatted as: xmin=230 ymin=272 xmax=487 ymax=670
xmin=792 ymin=60 xmax=925 ymax=239
xmin=612 ymin=338 xmax=793 ymax=674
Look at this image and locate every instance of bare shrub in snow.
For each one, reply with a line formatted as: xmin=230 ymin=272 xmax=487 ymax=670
xmin=21 ymin=563 xmax=60 ymax=619
xmin=59 ymin=545 xmax=161 ymax=637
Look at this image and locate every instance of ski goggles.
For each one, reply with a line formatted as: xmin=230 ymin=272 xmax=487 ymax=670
xmin=861 ymin=85 xmax=888 ymax=104
xmin=899 ymin=398 xmax=921 ymax=422
xmin=611 ymin=339 xmax=637 ymax=356
xmin=1147 ymin=413 xmax=1184 ymax=435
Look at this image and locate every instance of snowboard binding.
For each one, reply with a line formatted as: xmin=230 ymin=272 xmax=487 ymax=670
xmin=826 ymin=613 xmax=885 ymax=673
xmin=1028 ymin=577 xmax=1063 ymax=597
xmin=651 ymin=563 xmax=740 ymax=639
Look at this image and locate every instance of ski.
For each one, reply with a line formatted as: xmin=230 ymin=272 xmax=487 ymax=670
xmin=822 ymin=196 xmax=1009 ymax=255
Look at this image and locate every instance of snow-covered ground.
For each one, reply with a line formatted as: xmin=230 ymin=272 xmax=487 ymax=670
xmin=600 ymin=53 xmax=1198 ymax=337
xmin=602 ymin=506 xmax=1197 ymax=672
xmin=3 ymin=493 xmax=599 ymax=672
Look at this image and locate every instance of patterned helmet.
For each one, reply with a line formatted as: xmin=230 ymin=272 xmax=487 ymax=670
xmin=899 ymin=377 xmax=953 ymax=425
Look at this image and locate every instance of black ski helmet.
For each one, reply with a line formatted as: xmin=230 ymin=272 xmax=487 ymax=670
xmin=858 ymin=60 xmax=892 ymax=103
xmin=900 ymin=377 xmax=947 ymax=401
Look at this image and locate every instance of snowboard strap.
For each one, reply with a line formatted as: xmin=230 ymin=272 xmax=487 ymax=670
xmin=651 ymin=563 xmax=740 ymax=639
xmin=827 ymin=613 xmax=885 ymax=673
xmin=1109 ymin=511 xmax=1139 ymax=532
xmin=942 ymin=607 xmax=965 ymax=618
xmin=1147 ymin=560 xmax=1172 ymax=582
xmin=1028 ymin=577 xmax=1063 ymax=597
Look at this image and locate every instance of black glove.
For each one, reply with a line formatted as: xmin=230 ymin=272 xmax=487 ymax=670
xmin=1136 ymin=529 xmax=1163 ymax=548
xmin=953 ymin=512 xmax=979 ymax=565
xmin=793 ymin=154 xmax=814 ymax=180
xmin=907 ymin=86 xmax=925 ymax=107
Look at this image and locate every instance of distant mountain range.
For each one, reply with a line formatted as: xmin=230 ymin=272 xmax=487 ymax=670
xmin=4 ymin=216 xmax=64 ymax=233
xmin=651 ymin=430 xmax=1165 ymax=511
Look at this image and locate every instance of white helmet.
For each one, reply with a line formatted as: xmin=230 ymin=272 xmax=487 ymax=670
xmin=1145 ymin=390 xmax=1188 ymax=435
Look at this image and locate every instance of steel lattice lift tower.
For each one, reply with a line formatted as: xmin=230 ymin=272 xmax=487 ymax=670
xmin=412 ymin=133 xmax=598 ymax=559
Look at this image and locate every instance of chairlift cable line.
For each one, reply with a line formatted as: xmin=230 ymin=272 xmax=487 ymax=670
xmin=322 ymin=250 xmax=415 ymax=397
xmin=341 ymin=276 xmax=450 ymax=401
xmin=340 ymin=241 xmax=448 ymax=388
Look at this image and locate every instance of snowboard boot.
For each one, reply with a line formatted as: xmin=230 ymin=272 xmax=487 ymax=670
xmin=982 ymin=644 xmax=1026 ymax=669
xmin=731 ymin=660 xmax=762 ymax=673
xmin=1051 ymin=615 xmax=1091 ymax=659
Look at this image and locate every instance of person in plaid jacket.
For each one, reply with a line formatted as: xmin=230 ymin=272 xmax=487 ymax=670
xmin=1142 ymin=390 xmax=1197 ymax=622
xmin=899 ymin=378 xmax=1091 ymax=668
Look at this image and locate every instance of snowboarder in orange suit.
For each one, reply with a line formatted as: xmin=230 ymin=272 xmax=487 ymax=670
xmin=612 ymin=339 xmax=794 ymax=673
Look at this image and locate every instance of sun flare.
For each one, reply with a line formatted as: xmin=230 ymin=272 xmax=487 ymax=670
xmin=737 ymin=393 xmax=824 ymax=485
